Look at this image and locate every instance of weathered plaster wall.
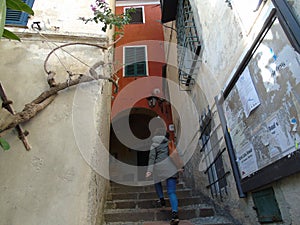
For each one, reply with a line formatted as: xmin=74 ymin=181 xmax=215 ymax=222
xmin=0 ymin=34 xmax=111 ymax=225
xmin=28 ymin=0 xmax=106 ymax=36
xmin=0 ymin=0 xmax=115 ymax=224
xmin=165 ymin=0 xmax=300 ymax=224
xmin=190 ymin=0 xmax=300 ymax=224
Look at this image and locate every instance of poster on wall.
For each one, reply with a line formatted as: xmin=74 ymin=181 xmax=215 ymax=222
xmin=266 ymin=115 xmax=294 ymax=157
xmin=236 ymin=67 xmax=260 ymax=118
xmin=236 ymin=142 xmax=258 ymax=178
xmin=223 ymin=17 xmax=300 ymax=178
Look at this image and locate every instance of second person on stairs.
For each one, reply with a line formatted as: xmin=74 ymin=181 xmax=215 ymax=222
xmin=145 ymin=129 xmax=183 ymax=225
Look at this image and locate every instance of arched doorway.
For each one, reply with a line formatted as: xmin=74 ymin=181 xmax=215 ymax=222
xmin=109 ymin=107 xmax=166 ymax=184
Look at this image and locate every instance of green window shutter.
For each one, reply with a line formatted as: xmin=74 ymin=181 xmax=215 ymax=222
xmin=124 ymin=46 xmax=147 ymax=77
xmin=252 ymin=187 xmax=283 ymax=223
xmin=136 ymin=62 xmax=146 ymax=75
xmin=5 ymin=0 xmax=35 ymax=26
xmin=126 ymin=64 xmax=135 ymax=76
xmin=135 ymin=46 xmax=146 ymax=76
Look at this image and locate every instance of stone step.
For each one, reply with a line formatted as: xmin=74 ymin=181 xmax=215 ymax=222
xmin=105 ymin=182 xmax=235 ymax=225
xmin=108 ymin=188 xmax=192 ymax=201
xmin=110 ymin=183 xmax=186 ymax=194
xmin=104 ymin=220 xmax=194 ymax=225
xmin=189 ymin=215 xmax=236 ymax=225
xmin=143 ymin=221 xmax=193 ymax=225
xmin=106 ymin=196 xmax=205 ymax=209
xmin=104 ymin=205 xmax=215 ymax=223
xmin=105 ymin=218 xmax=234 ymax=225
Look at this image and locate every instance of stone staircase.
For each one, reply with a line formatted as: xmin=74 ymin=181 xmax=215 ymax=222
xmin=103 ymin=182 xmax=235 ymax=225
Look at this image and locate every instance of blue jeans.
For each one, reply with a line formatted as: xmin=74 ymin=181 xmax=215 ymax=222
xmin=154 ymin=177 xmax=178 ymax=212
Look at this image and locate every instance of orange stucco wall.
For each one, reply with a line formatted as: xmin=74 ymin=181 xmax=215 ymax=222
xmin=115 ymin=4 xmax=165 ymax=43
xmin=112 ymin=3 xmax=168 ymax=120
xmin=114 ymin=4 xmax=166 ymax=87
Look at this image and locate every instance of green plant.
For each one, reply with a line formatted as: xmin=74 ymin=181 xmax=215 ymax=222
xmin=80 ymin=0 xmax=135 ymax=35
xmin=0 ymin=0 xmax=34 ymax=41
xmin=0 ymin=137 xmax=10 ymax=151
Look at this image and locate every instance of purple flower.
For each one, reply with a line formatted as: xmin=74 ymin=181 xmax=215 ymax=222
xmin=90 ymin=4 xmax=97 ymax=12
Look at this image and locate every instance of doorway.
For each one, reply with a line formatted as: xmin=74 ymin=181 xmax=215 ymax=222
xmin=110 ymin=107 xmax=160 ymax=183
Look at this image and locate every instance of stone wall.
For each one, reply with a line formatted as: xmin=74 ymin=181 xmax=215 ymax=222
xmin=0 ymin=33 xmax=111 ymax=225
xmin=0 ymin=0 xmax=114 ymax=224
xmin=164 ymin=0 xmax=300 ymax=224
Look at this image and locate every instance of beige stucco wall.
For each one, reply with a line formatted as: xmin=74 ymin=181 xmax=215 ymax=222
xmin=24 ymin=0 xmax=107 ymax=37
xmin=0 ymin=0 xmax=115 ymax=224
xmin=164 ymin=0 xmax=300 ymax=224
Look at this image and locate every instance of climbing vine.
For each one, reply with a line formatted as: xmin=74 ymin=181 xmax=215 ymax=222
xmin=80 ymin=0 xmax=135 ymax=36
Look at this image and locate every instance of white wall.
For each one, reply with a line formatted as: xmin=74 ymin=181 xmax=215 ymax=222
xmin=191 ymin=0 xmax=300 ymax=224
xmin=164 ymin=0 xmax=300 ymax=224
xmin=0 ymin=0 xmax=115 ymax=224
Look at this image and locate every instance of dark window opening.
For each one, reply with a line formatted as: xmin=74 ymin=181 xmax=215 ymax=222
xmin=126 ymin=7 xmax=144 ymax=24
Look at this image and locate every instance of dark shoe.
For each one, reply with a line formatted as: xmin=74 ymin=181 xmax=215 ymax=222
xmin=156 ymin=198 xmax=166 ymax=207
xmin=170 ymin=211 xmax=179 ymax=225
xmin=160 ymin=198 xmax=166 ymax=207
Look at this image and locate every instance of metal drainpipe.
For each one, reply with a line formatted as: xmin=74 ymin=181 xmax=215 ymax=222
xmin=215 ymin=94 xmax=246 ymax=198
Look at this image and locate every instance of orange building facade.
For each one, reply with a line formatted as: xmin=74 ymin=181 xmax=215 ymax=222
xmin=109 ymin=0 xmax=174 ymax=184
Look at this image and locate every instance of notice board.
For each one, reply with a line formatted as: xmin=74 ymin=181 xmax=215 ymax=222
xmin=220 ymin=6 xmax=300 ymax=192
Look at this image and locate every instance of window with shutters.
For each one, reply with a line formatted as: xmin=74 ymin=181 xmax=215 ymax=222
xmin=5 ymin=0 xmax=35 ymax=26
xmin=124 ymin=46 xmax=147 ymax=77
xmin=125 ymin=6 xmax=144 ymax=24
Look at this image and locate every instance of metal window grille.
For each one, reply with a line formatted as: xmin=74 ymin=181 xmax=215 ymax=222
xmin=176 ymin=0 xmax=201 ymax=89
xmin=200 ymin=108 xmax=229 ymax=200
xmin=5 ymin=0 xmax=35 ymax=26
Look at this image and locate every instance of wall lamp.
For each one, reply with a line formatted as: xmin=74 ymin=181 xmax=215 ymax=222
xmin=147 ymin=95 xmax=166 ymax=113
xmin=147 ymin=96 xmax=159 ymax=108
xmin=147 ymin=88 xmax=163 ymax=108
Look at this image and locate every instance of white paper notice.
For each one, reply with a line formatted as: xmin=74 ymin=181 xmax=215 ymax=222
xmin=236 ymin=67 xmax=261 ymax=118
xmin=267 ymin=115 xmax=294 ymax=156
xmin=236 ymin=142 xmax=258 ymax=178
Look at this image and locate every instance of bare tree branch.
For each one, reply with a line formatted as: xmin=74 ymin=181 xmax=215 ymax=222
xmin=0 ymin=74 xmax=116 ymax=134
